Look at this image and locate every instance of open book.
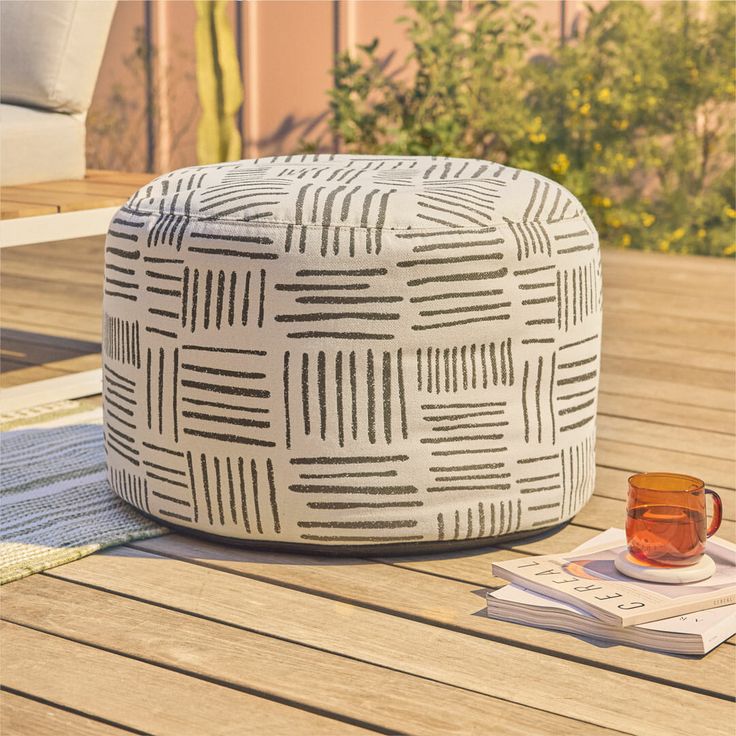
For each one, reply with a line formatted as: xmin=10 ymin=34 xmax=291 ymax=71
xmin=491 ymin=529 xmax=736 ymax=627
xmin=487 ymin=530 xmax=736 ymax=655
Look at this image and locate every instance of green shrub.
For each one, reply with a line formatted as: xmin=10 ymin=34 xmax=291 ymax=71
xmin=323 ymin=0 xmax=735 ymax=256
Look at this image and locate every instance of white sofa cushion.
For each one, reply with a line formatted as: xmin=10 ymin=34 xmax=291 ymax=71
xmin=102 ymin=155 xmax=602 ymax=553
xmin=0 ymin=103 xmax=84 ymax=186
xmin=0 ymin=0 xmax=116 ymax=114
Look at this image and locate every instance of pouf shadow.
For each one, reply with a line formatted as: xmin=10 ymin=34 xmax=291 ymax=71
xmin=102 ymin=155 xmax=601 ymax=555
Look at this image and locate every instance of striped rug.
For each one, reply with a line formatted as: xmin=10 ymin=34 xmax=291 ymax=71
xmin=0 ymin=399 xmax=166 ymax=585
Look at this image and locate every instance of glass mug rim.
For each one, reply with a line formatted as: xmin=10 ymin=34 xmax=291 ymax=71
xmin=628 ymin=471 xmax=704 ymax=494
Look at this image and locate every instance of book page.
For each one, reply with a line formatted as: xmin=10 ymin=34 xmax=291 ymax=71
xmin=492 ymin=579 xmax=736 ymax=635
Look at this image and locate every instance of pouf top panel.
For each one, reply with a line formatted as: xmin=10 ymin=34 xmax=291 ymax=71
xmin=126 ymin=154 xmax=586 ymax=232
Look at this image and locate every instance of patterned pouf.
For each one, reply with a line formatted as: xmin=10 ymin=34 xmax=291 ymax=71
xmin=103 ymin=155 xmax=601 ymax=553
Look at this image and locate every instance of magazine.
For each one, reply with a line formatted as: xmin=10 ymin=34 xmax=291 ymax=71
xmin=491 ymin=528 xmax=736 ymax=627
xmin=487 ymin=530 xmax=736 ymax=655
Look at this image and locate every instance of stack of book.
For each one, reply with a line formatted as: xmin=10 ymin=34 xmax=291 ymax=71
xmin=487 ymin=528 xmax=736 ymax=655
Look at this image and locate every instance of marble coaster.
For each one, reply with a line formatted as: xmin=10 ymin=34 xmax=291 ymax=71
xmin=614 ymin=550 xmax=715 ymax=584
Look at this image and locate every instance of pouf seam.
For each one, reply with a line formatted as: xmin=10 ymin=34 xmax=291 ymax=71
xmin=119 ymin=205 xmax=590 ymax=232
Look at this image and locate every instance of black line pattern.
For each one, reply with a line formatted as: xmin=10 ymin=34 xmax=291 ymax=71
xmin=105 ymin=227 xmax=141 ymax=302
xmin=436 ymin=498 xmax=520 ymax=541
xmin=185 ymin=451 xmax=281 ymax=534
xmin=290 ymin=455 xmax=423 ymax=543
xmin=556 ymin=261 xmax=600 ymax=332
xmin=104 ymin=154 xmax=601 ymax=547
xmin=103 ymin=314 xmax=141 ymax=367
xmin=416 ymin=339 xmax=514 ymax=394
xmin=559 ymin=436 xmax=595 ymax=520
xmin=178 ymin=345 xmax=274 ymax=448
xmin=520 ymin=353 xmax=558 ymax=446
xmin=108 ymin=467 xmax=150 ymax=513
xmin=140 ymin=441 xmax=191 ymax=522
xmin=284 ymin=348 xmax=409 ymax=447
xmin=555 ymin=341 xmax=599 ymax=434
xmin=181 ymin=266 xmax=267 ymax=332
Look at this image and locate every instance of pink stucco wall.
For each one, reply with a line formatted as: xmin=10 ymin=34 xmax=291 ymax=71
xmin=87 ymin=0 xmax=605 ymax=174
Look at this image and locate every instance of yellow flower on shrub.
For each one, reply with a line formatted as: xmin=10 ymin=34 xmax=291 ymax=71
xmin=641 ymin=212 xmax=656 ymax=227
xmin=724 ymin=206 xmax=736 ymax=219
xmin=658 ymin=239 xmax=670 ymax=252
xmin=593 ymin=142 xmax=602 ymax=152
xmin=592 ymin=195 xmax=612 ymax=208
xmin=525 ymin=117 xmax=546 ymax=143
xmin=621 ymin=234 xmax=632 ymax=247
xmin=597 ymin=87 xmax=611 ymax=103
xmin=671 ymin=227 xmax=686 ymax=241
xmin=697 ymin=228 xmax=707 ymax=239
xmin=550 ymin=153 xmax=570 ymax=175
xmin=724 ymin=244 xmax=736 ymax=256
xmin=579 ymin=102 xmax=591 ymax=116
xmin=613 ymin=119 xmax=629 ymax=130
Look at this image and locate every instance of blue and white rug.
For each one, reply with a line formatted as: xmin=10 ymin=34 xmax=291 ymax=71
xmin=0 ymin=401 xmax=166 ymax=584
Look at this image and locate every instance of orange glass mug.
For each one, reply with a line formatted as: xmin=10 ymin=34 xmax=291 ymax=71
xmin=626 ymin=472 xmax=723 ymax=567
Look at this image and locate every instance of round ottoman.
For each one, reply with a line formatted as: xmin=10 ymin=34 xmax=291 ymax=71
xmin=103 ymin=155 xmax=601 ymax=553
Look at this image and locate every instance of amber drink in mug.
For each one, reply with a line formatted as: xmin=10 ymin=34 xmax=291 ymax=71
xmin=626 ymin=472 xmax=723 ymax=566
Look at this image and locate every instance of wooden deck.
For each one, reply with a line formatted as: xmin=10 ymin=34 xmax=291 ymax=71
xmin=1 ymin=241 xmax=734 ymax=735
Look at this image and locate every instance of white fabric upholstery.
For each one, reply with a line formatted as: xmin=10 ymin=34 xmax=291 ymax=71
xmin=0 ymin=104 xmax=84 ymax=186
xmin=103 ymin=155 xmax=602 ymax=552
xmin=0 ymin=0 xmax=116 ymax=114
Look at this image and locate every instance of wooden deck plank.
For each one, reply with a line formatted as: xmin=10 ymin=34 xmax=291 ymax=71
xmin=0 ymin=274 xmax=104 ymax=311
xmin=42 ymin=544 xmax=734 ymax=736
xmin=597 ymin=392 xmax=735 ymax=435
xmin=601 ymin=247 xmax=734 ymax=274
xmin=0 ymin=363 xmax=71 ymax=389
xmin=602 ymin=285 xmax=735 ymax=324
xmin=602 ymin=310 xmax=735 ymax=354
xmin=0 ymin=237 xmax=105 ymax=279
xmin=602 ymin=269 xmax=735 ymax=302
xmin=0 ymin=304 xmax=101 ymax=340
xmin=596 ymin=440 xmax=734 ymax=489
xmin=599 ymin=372 xmax=734 ymax=412
xmin=2 ymin=575 xmax=616 ymax=736
xmin=0 ymin=691 xmax=130 ymax=736
xmin=602 ymin=336 xmax=735 ymax=373
xmin=601 ymin=355 xmax=734 ymax=393
xmin=1 ymin=622 xmax=370 ymax=735
xmin=596 ymin=415 xmax=735 ymax=460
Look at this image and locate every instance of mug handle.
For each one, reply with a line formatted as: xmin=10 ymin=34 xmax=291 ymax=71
xmin=705 ymin=489 xmax=723 ymax=538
